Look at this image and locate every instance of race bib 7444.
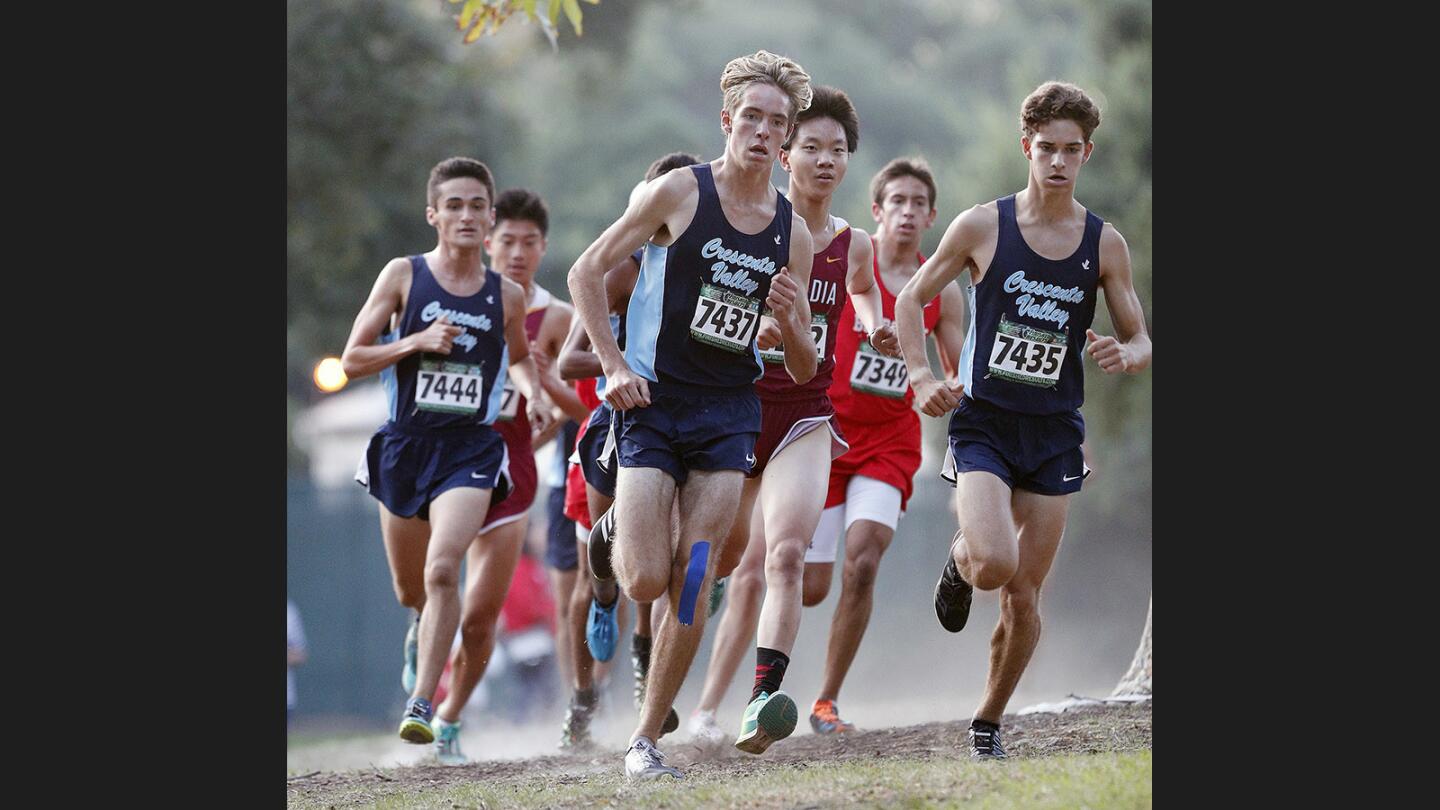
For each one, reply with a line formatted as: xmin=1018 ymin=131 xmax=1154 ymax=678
xmin=415 ymin=357 xmax=485 ymax=414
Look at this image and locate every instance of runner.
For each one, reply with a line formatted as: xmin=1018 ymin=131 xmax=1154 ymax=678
xmin=898 ymin=81 xmax=1151 ymax=759
xmin=799 ymin=157 xmax=967 ymax=736
xmin=341 ymin=157 xmax=555 ymax=747
xmin=555 ymin=152 xmax=701 ymax=749
xmin=679 ymin=86 xmax=900 ymax=755
xmin=429 ymin=188 xmax=589 ymax=764
xmin=567 ymin=50 xmax=816 ymax=780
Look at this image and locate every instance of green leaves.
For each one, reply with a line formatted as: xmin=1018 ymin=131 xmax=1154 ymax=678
xmin=446 ymin=0 xmax=598 ymax=46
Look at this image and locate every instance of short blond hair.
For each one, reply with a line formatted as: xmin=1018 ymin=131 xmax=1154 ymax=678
xmin=720 ymin=50 xmax=812 ymax=127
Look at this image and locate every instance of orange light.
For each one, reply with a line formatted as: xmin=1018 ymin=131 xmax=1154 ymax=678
xmin=313 ymin=357 xmax=348 ymax=393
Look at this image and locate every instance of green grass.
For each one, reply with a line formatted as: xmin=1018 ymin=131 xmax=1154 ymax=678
xmin=292 ymin=750 xmax=1151 ymax=809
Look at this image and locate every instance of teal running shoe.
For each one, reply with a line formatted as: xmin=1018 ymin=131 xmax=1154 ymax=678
xmin=435 ymin=720 xmax=466 ymax=765
xmin=734 ymin=691 xmax=797 ymax=755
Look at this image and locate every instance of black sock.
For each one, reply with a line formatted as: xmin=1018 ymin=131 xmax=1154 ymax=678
xmin=751 ymin=647 xmax=790 ymax=702
xmin=971 ymin=717 xmax=999 ymax=732
xmin=574 ymin=686 xmax=597 ymax=708
xmin=632 ymin=633 xmax=651 ymax=668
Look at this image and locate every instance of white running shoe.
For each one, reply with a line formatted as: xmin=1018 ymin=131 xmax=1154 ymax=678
xmin=688 ymin=709 xmax=727 ymax=750
xmin=625 ymin=737 xmax=681 ymax=780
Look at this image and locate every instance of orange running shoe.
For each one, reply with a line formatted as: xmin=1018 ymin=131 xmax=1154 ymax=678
xmin=809 ymin=699 xmax=857 ymax=734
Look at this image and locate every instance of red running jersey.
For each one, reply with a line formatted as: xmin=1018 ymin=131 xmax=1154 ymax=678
xmin=828 ymin=252 xmax=942 ymax=425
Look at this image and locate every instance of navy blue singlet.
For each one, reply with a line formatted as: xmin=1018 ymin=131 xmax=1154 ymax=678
xmin=624 ymin=163 xmax=792 ymax=388
xmin=959 ymin=195 xmax=1102 ymax=415
xmin=381 ymin=256 xmax=509 ymax=427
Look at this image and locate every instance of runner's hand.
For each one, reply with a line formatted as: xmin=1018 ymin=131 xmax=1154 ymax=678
xmin=912 ymin=375 xmax=964 ymax=417
xmin=1086 ymin=329 xmax=1132 ymax=373
xmin=755 ymin=316 xmax=783 ymax=350
xmin=765 ymin=267 xmax=800 ymax=321
xmin=411 ymin=315 xmax=463 ymax=354
xmin=526 ymin=391 xmax=556 ymax=438
xmin=868 ymin=322 xmax=900 ymax=357
xmin=530 ymin=341 xmax=553 ymax=375
xmin=530 ymin=404 xmax=563 ymax=446
xmin=603 ymin=364 xmax=651 ymax=411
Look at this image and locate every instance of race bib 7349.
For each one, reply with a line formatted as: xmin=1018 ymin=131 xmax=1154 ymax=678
xmin=849 ymin=339 xmax=908 ymax=398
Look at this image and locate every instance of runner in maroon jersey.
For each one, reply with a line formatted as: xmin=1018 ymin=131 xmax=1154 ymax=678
xmin=798 ymin=158 xmax=967 ymax=735
xmin=431 ymin=188 xmax=589 ymax=765
xmin=678 ymin=87 xmax=900 ymax=755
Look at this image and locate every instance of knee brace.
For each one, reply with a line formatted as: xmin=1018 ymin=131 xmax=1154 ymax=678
xmin=677 ymin=541 xmax=710 ymax=626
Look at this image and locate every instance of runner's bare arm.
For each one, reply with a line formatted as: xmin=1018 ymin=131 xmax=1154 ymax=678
xmin=932 ymin=282 xmax=967 ymax=379
xmin=567 ymin=170 xmax=696 ymax=409
xmin=897 ymin=206 xmax=989 ymax=416
xmin=773 ymin=212 xmax=816 ymax=384
xmin=341 ymin=259 xmax=458 ymax=379
xmin=536 ymin=301 xmax=591 ymax=423
xmin=558 ymin=253 xmax=640 ymax=381
xmin=1087 ymin=224 xmax=1151 ymax=375
xmin=844 ymin=229 xmax=898 ymax=356
xmin=502 ymin=278 xmax=554 ymax=435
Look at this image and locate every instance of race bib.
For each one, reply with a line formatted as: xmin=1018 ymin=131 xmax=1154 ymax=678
xmin=690 ymin=283 xmax=760 ymax=354
xmin=849 ymin=339 xmax=908 ymax=398
xmin=415 ymin=357 xmax=485 ymax=414
xmin=759 ymin=313 xmax=828 ymax=364
xmin=987 ymin=318 xmax=1067 ymax=387
xmin=496 ymin=383 xmax=521 ymax=421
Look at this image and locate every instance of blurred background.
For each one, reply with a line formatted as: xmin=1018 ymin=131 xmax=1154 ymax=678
xmin=287 ymin=0 xmax=1150 ymax=769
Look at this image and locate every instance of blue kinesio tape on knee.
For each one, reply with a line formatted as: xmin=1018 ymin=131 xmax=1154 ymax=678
xmin=677 ymin=541 xmax=710 ymax=626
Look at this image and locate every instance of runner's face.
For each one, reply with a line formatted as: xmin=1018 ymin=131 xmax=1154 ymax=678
xmin=871 ymin=175 xmax=936 ymax=245
xmin=781 ymin=116 xmax=849 ymax=197
xmin=1022 ymin=119 xmax=1092 ymax=192
xmin=722 ymin=83 xmax=793 ymax=169
xmin=426 ymin=177 xmax=493 ymax=249
xmin=485 ymin=219 xmax=547 ymax=286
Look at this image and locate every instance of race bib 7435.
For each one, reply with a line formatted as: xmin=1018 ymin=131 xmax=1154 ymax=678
xmin=986 ymin=317 xmax=1067 ymax=388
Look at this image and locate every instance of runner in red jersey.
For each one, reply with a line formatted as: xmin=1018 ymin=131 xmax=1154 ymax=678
xmin=679 ymin=88 xmax=900 ymax=754
xmin=433 ymin=188 xmax=588 ymax=766
xmin=798 ymin=158 xmax=967 ymax=735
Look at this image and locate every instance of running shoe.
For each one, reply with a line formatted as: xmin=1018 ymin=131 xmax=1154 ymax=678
xmin=809 ymin=699 xmax=857 ymax=735
xmin=559 ymin=691 xmax=597 ymax=750
xmin=586 ymin=596 xmax=619 ymax=662
xmin=435 ymin=720 xmax=466 ymax=765
xmin=401 ymin=612 xmax=420 ymax=693
xmin=734 ymin=691 xmax=797 ymax=755
xmin=934 ymin=556 xmax=974 ymax=633
xmin=688 ymin=709 xmax=728 ymax=750
xmin=967 ymin=724 xmax=1008 ymax=759
xmin=625 ymin=737 xmax=681 ymax=780
xmin=398 ymin=696 xmax=435 ymax=744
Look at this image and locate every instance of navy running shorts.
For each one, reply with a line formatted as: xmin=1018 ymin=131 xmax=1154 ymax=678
xmin=615 ymin=381 xmax=760 ymax=485
xmin=576 ymin=401 xmax=619 ymax=498
xmin=356 ymin=421 xmax=511 ymax=520
xmin=941 ymin=396 xmax=1087 ymax=495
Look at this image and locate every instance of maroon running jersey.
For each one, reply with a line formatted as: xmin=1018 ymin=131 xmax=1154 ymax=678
xmin=756 ymin=220 xmax=852 ymax=401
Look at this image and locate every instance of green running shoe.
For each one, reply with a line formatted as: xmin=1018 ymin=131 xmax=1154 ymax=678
xmin=398 ymin=696 xmax=435 ymax=744
xmin=435 ymin=720 xmax=466 ymax=765
xmin=734 ymin=691 xmax=797 ymax=755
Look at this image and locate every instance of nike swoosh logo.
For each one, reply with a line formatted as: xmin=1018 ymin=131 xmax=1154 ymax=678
xmin=471 ymin=471 xmax=489 ymax=480
xmin=1062 ymin=474 xmax=1081 ymax=482
xmin=825 ymin=256 xmax=842 ymax=263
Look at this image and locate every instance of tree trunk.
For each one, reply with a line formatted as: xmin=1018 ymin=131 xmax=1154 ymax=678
xmin=1111 ymin=597 xmax=1151 ymax=696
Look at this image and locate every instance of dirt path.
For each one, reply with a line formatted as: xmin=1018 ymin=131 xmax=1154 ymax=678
xmin=288 ymin=700 xmax=1150 ymax=806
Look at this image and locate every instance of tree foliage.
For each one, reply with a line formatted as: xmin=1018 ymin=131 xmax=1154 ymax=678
xmin=447 ymin=0 xmax=600 ymax=46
